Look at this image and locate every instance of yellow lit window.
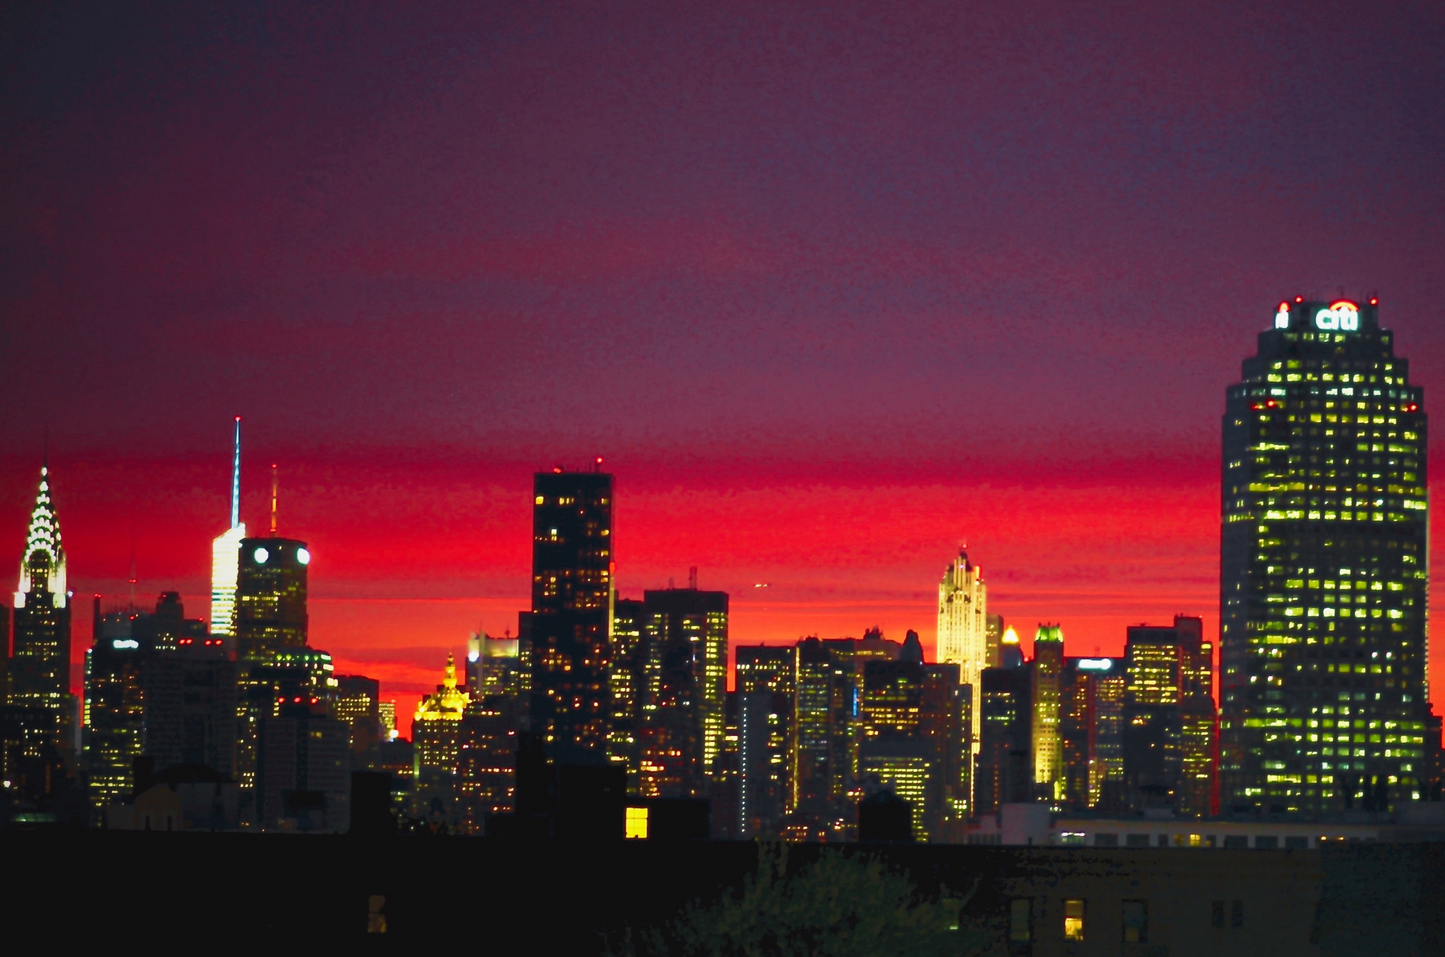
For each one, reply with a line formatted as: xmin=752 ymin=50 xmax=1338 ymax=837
xmin=625 ymin=806 xmax=649 ymax=839
xmin=1064 ymin=899 xmax=1085 ymax=941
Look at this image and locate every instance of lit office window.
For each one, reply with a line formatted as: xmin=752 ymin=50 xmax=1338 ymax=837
xmin=624 ymin=806 xmax=649 ymax=839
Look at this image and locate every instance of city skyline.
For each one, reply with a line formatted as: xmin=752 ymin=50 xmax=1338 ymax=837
xmin=4 ymin=4 xmax=1445 ymax=734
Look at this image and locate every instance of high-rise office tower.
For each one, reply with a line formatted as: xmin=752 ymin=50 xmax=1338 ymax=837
xmin=975 ymin=649 xmax=1032 ymax=814
xmin=210 ymin=417 xmax=246 ymax=638
xmin=530 ymin=469 xmax=613 ymax=759
xmin=458 ymin=636 xmax=527 ymax=829
xmin=1123 ymin=622 xmax=1184 ymax=812
xmin=922 ymin=663 xmax=971 ymax=833
xmin=985 ymin=614 xmax=1006 ymax=669
xmin=234 ymin=537 xmax=310 ymax=659
xmin=609 ymin=596 xmax=646 ymax=787
xmin=1031 ymin=624 xmax=1064 ymax=799
xmin=857 ymin=658 xmax=931 ymax=838
xmin=142 ymin=624 xmax=239 ymax=778
xmin=790 ymin=637 xmax=854 ymax=837
xmin=937 ymin=549 xmax=987 ymax=755
xmin=1059 ymin=656 xmax=1125 ymax=811
xmin=12 ymin=464 xmax=71 ymax=729
xmin=636 ymin=585 xmax=728 ymax=799
xmin=84 ymin=598 xmax=148 ymax=815
xmin=1221 ymin=297 xmax=1428 ymax=814
xmin=413 ymin=653 xmax=469 ymax=821
xmin=737 ymin=644 xmax=794 ymax=837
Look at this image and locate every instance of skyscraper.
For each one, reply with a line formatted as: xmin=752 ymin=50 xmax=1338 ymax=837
xmin=1059 ymin=656 xmax=1125 ymax=811
xmin=1221 ymin=297 xmax=1428 ymax=814
xmin=413 ymin=653 xmax=469 ymax=821
xmin=637 ymin=584 xmax=728 ymax=799
xmin=937 ymin=548 xmax=987 ymax=755
xmin=530 ymin=468 xmax=614 ymax=759
xmin=210 ymin=417 xmax=246 ymax=638
xmin=736 ymin=644 xmax=794 ymax=837
xmin=234 ymin=537 xmax=310 ymax=659
xmin=12 ymin=464 xmax=71 ymax=728
xmin=1031 ymin=624 xmax=1064 ymax=799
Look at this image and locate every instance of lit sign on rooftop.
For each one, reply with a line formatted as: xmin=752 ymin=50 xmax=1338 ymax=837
xmin=1315 ymin=301 xmax=1359 ymax=332
xmin=1077 ymin=658 xmax=1113 ymax=671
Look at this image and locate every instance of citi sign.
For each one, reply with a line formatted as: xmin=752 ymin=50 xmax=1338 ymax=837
xmin=1275 ymin=300 xmax=1360 ymax=331
xmin=1314 ymin=301 xmax=1360 ymax=331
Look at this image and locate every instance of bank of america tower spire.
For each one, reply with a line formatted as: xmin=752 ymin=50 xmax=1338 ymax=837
xmin=1220 ymin=297 xmax=1428 ymax=815
xmin=210 ymin=416 xmax=246 ymax=636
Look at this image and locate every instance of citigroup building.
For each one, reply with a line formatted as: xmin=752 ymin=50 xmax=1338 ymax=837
xmin=1220 ymin=298 xmax=1429 ymax=815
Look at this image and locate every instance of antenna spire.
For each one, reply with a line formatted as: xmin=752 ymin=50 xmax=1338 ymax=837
xmin=128 ymin=521 xmax=138 ymax=611
xmin=270 ymin=463 xmax=278 ymax=536
xmin=231 ymin=416 xmax=242 ymax=530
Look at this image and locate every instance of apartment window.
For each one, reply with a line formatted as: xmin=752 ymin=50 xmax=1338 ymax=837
xmin=1285 ymin=835 xmax=1309 ymax=849
xmin=1211 ymin=900 xmax=1225 ymax=928
xmin=1126 ymin=833 xmax=1150 ymax=848
xmin=1231 ymin=900 xmax=1244 ymax=929
xmin=1255 ymin=835 xmax=1279 ymax=850
xmin=1121 ymin=900 xmax=1148 ymax=944
xmin=1094 ymin=832 xmax=1118 ymax=847
xmin=624 ymin=806 xmax=649 ymax=839
xmin=1008 ymin=898 xmax=1032 ymax=942
xmin=1063 ymin=899 xmax=1085 ymax=941
xmin=1157 ymin=834 xmax=1170 ymax=847
xmin=1223 ymin=835 xmax=1249 ymax=848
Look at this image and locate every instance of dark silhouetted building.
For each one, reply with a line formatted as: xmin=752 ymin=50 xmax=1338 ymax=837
xmin=142 ymin=628 xmax=239 ymax=780
xmin=975 ymin=639 xmax=1032 ymax=814
xmin=1222 ymin=297 xmax=1428 ymax=814
xmin=530 ymin=469 xmax=613 ymax=760
xmin=257 ymin=702 xmax=349 ymax=832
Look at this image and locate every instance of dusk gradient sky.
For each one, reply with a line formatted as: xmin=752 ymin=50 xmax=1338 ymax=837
xmin=4 ymin=2 xmax=1445 ymax=732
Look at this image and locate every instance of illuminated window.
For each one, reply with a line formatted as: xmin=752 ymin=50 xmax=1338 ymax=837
xmin=1063 ymin=899 xmax=1085 ymax=941
xmin=624 ymin=806 xmax=648 ymax=839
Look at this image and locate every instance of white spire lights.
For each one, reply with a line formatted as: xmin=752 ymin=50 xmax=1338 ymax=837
xmin=210 ymin=416 xmax=247 ymax=636
xmin=15 ymin=465 xmax=67 ymax=609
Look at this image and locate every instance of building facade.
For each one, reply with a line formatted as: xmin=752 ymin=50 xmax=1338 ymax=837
xmin=11 ymin=465 xmax=72 ymax=733
xmin=530 ymin=469 xmax=614 ymax=759
xmin=937 ymin=548 xmax=987 ymax=754
xmin=1221 ymin=297 xmax=1428 ymax=814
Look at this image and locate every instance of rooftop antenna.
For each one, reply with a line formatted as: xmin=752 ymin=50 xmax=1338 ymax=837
xmin=270 ymin=463 xmax=278 ymax=536
xmin=128 ymin=521 xmax=138 ymax=612
xmin=230 ymin=416 xmax=242 ymax=530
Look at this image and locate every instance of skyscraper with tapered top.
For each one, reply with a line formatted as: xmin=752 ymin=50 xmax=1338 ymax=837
xmin=937 ymin=547 xmax=987 ymax=756
xmin=12 ymin=461 xmax=71 ymax=727
xmin=210 ymin=416 xmax=246 ymax=637
xmin=1221 ymin=296 xmax=1428 ymax=814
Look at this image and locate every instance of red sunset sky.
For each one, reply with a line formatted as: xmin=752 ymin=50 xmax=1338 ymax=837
xmin=3 ymin=2 xmax=1444 ymax=734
